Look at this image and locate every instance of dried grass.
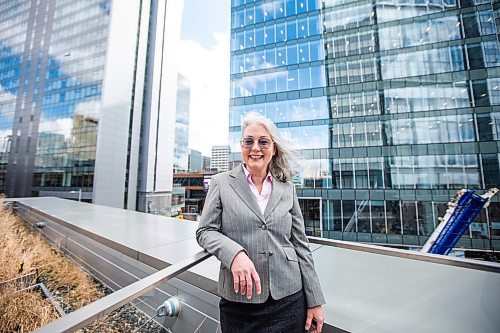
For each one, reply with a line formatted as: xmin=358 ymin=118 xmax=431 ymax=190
xmin=0 ymin=285 xmax=60 ymax=332
xmin=0 ymin=200 xmax=104 ymax=332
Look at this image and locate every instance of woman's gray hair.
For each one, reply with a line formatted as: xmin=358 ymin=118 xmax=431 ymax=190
xmin=241 ymin=112 xmax=297 ymax=182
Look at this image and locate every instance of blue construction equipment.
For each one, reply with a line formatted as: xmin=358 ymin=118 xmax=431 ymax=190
xmin=421 ymin=188 xmax=498 ymax=255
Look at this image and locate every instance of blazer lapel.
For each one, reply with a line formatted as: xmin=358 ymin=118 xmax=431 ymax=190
xmin=264 ymin=176 xmax=285 ymax=220
xmin=228 ymin=165 xmax=266 ymax=223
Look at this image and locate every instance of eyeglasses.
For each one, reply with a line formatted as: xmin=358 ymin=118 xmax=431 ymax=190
xmin=240 ymin=137 xmax=274 ymax=149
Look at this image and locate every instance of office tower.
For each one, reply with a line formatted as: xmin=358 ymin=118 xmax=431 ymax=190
xmin=229 ymin=0 xmax=499 ymax=250
xmin=188 ymin=149 xmax=203 ymax=172
xmin=174 ymin=73 xmax=191 ymax=173
xmin=0 ymin=0 xmax=184 ymax=213
xmin=202 ymin=156 xmax=211 ymax=171
xmin=210 ymin=145 xmax=230 ymax=172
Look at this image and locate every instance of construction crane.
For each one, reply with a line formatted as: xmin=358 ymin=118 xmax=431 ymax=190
xmin=421 ymin=188 xmax=498 ymax=255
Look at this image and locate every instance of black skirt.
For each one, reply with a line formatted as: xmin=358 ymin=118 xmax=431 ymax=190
xmin=219 ymin=289 xmax=307 ymax=333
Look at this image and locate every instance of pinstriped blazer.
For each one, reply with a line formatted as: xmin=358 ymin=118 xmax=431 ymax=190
xmin=196 ymin=165 xmax=325 ymax=307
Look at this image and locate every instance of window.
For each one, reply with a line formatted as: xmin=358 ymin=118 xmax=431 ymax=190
xmin=287 ymin=44 xmax=298 ymax=65
xmin=265 ymin=24 xmax=275 ymax=44
xmin=286 ymin=20 xmax=297 ymax=40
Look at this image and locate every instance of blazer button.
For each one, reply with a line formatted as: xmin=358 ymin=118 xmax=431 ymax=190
xmin=261 ymin=224 xmax=267 ymax=230
xmin=269 ymin=252 xmax=273 ymax=256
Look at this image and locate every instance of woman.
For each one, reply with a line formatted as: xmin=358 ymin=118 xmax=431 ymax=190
xmin=196 ymin=112 xmax=325 ymax=332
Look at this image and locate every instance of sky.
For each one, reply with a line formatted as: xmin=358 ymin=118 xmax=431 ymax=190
xmin=178 ymin=0 xmax=231 ymax=156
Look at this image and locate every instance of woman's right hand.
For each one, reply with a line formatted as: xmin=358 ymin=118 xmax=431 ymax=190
xmin=230 ymin=251 xmax=262 ymax=299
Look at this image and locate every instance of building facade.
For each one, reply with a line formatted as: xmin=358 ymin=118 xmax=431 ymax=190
xmin=173 ymin=172 xmax=215 ymax=214
xmin=229 ymin=0 xmax=500 ymax=250
xmin=210 ymin=145 xmax=230 ymax=172
xmin=0 ymin=0 xmax=184 ymax=213
xmin=173 ymin=73 xmax=191 ymax=173
xmin=202 ymin=155 xmax=212 ymax=171
xmin=188 ymin=148 xmax=203 ymax=172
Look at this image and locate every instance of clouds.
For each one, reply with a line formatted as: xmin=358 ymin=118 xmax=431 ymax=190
xmin=177 ymin=31 xmax=230 ymax=156
xmin=38 ymin=117 xmax=73 ymax=140
xmin=0 ymin=85 xmax=16 ymax=103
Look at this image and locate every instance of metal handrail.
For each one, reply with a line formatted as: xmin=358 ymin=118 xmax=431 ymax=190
xmin=34 ymin=250 xmax=211 ymax=333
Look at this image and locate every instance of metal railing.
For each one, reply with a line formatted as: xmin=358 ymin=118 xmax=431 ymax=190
xmin=309 ymin=236 xmax=500 ymax=273
xmin=33 ymin=250 xmax=211 ymax=333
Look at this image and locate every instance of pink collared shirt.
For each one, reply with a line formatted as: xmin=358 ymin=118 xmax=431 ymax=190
xmin=242 ymin=164 xmax=273 ymax=215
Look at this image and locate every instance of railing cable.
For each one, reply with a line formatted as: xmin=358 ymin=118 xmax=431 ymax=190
xmin=33 ymin=251 xmax=211 ymax=333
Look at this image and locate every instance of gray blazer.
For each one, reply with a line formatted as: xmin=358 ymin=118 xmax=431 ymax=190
xmin=196 ymin=165 xmax=325 ymax=307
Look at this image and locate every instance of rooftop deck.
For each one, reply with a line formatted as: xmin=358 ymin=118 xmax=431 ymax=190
xmin=8 ymin=197 xmax=500 ymax=333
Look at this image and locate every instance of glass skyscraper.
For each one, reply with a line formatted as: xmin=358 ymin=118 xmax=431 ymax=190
xmin=229 ymin=0 xmax=500 ymax=250
xmin=0 ymin=0 xmax=184 ymax=213
xmin=174 ymin=73 xmax=191 ymax=173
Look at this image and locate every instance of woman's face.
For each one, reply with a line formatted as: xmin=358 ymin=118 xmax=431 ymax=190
xmin=241 ymin=123 xmax=275 ymax=176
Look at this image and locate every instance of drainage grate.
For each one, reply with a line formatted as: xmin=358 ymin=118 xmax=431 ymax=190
xmin=0 ymin=270 xmax=38 ymax=292
xmin=0 ymin=270 xmax=66 ymax=316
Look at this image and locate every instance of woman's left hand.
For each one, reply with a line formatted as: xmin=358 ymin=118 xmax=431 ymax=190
xmin=305 ymin=305 xmax=324 ymax=333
